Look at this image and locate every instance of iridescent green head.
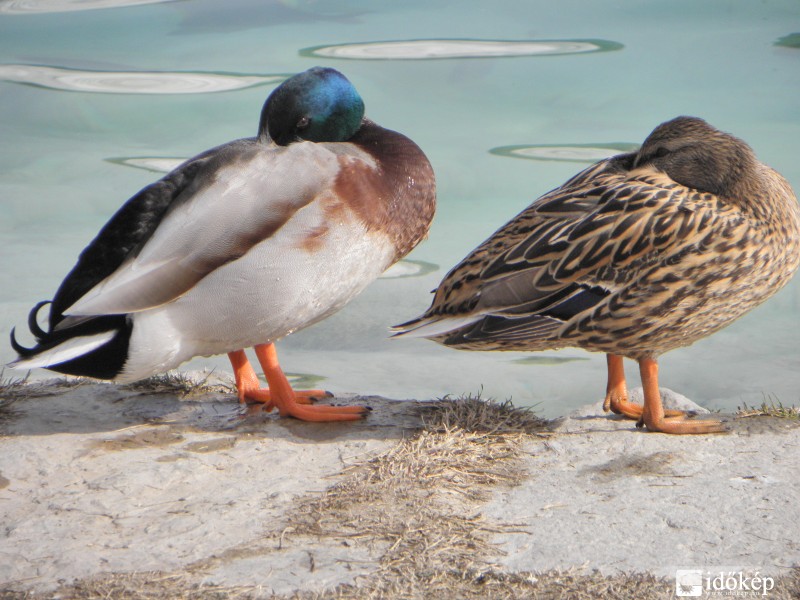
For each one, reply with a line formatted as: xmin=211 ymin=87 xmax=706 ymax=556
xmin=259 ymin=67 xmax=365 ymax=145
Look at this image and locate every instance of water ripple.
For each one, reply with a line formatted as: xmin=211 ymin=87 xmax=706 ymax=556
xmin=490 ymin=143 xmax=639 ymax=163
xmin=0 ymin=65 xmax=285 ymax=94
xmin=380 ymin=259 xmax=439 ymax=279
xmin=302 ymin=38 xmax=623 ymax=60
xmin=0 ymin=0 xmax=177 ymax=13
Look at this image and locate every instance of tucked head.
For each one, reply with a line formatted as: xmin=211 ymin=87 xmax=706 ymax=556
xmin=633 ymin=116 xmax=757 ymax=197
xmin=259 ymin=67 xmax=365 ymax=146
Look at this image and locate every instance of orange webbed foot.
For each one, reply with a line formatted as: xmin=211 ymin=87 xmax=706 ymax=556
xmin=244 ymin=388 xmax=333 ymax=407
xmin=233 ymin=344 xmax=368 ymax=422
xmin=637 ymin=358 xmax=727 ymax=435
xmin=228 ymin=349 xmax=338 ymax=410
xmin=638 ymin=414 xmax=727 ymax=434
xmin=605 ymin=393 xmax=686 ymax=420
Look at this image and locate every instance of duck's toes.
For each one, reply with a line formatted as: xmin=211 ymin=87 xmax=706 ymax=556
xmin=243 ymin=388 xmax=368 ymax=421
xmin=294 ymin=389 xmax=334 ymax=404
xmin=604 ymin=394 xmax=644 ymax=419
xmin=638 ymin=414 xmax=728 ymax=435
xmin=604 ymin=395 xmax=686 ymax=421
xmin=243 ymin=388 xmax=333 ymax=406
xmin=281 ymin=402 xmax=369 ymax=422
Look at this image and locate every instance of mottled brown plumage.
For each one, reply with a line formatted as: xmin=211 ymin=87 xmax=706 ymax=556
xmin=395 ymin=116 xmax=800 ymax=434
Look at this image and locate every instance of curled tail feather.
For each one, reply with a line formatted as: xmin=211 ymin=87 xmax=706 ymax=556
xmin=9 ymin=300 xmax=131 ymax=380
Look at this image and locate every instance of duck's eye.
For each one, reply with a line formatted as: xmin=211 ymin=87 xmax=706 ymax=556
xmin=296 ymin=116 xmax=310 ymax=130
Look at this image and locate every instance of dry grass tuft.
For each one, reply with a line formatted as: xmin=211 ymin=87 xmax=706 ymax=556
xmin=3 ymin=571 xmax=256 ymax=599
xmin=417 ymin=393 xmax=549 ymax=436
xmin=304 ymin=568 xmax=674 ymax=600
xmin=297 ymin=565 xmax=800 ymax=600
xmin=0 ymin=373 xmax=89 ymax=399
xmin=121 ymin=371 xmax=234 ymax=398
xmin=0 ymin=371 xmax=90 ymax=422
xmin=0 ymin=371 xmax=28 ymax=420
xmin=12 ymin=567 xmax=800 ymax=600
xmin=736 ymin=396 xmax=800 ymax=420
xmin=0 ymin=369 xmax=30 ymax=391
xmin=277 ymin=395 xmax=546 ymax=599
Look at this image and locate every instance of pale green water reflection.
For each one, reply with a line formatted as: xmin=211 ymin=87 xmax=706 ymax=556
xmin=1 ymin=1 xmax=798 ymax=417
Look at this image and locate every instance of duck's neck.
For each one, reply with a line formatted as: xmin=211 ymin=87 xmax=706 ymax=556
xmin=749 ymin=164 xmax=800 ymax=236
xmin=347 ymin=120 xmax=436 ymax=260
xmin=753 ymin=166 xmax=800 ymax=299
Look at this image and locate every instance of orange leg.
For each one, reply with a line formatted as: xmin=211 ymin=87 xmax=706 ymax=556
xmin=228 ymin=350 xmax=333 ymax=411
xmin=603 ymin=354 xmax=684 ymax=420
xmin=250 ymin=343 xmax=367 ymax=422
xmin=638 ymin=358 xmax=725 ymax=434
xmin=227 ymin=349 xmax=330 ymax=406
xmin=603 ymin=354 xmax=641 ymax=418
xmin=228 ymin=349 xmax=263 ymax=404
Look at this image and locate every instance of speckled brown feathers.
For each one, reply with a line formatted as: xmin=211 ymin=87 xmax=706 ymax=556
xmin=395 ymin=116 xmax=800 ymax=361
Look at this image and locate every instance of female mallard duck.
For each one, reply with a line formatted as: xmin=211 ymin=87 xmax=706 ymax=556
xmin=10 ymin=66 xmax=436 ymax=422
xmin=394 ymin=116 xmax=800 ymax=434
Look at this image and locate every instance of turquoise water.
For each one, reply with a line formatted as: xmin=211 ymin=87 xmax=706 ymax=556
xmin=1 ymin=0 xmax=798 ymax=417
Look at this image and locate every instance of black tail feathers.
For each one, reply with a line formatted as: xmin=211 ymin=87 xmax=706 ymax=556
xmin=9 ymin=300 xmax=131 ymax=380
xmin=10 ymin=301 xmax=51 ymax=357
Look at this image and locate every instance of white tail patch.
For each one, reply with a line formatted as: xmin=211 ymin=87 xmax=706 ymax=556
xmin=9 ymin=331 xmax=116 ymax=370
xmin=391 ymin=314 xmax=482 ymax=339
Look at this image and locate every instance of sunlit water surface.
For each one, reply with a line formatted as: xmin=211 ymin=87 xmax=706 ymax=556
xmin=1 ymin=0 xmax=798 ymax=417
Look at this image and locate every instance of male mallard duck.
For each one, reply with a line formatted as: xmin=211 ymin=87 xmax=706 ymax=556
xmin=10 ymin=66 xmax=436 ymax=421
xmin=394 ymin=116 xmax=800 ymax=434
